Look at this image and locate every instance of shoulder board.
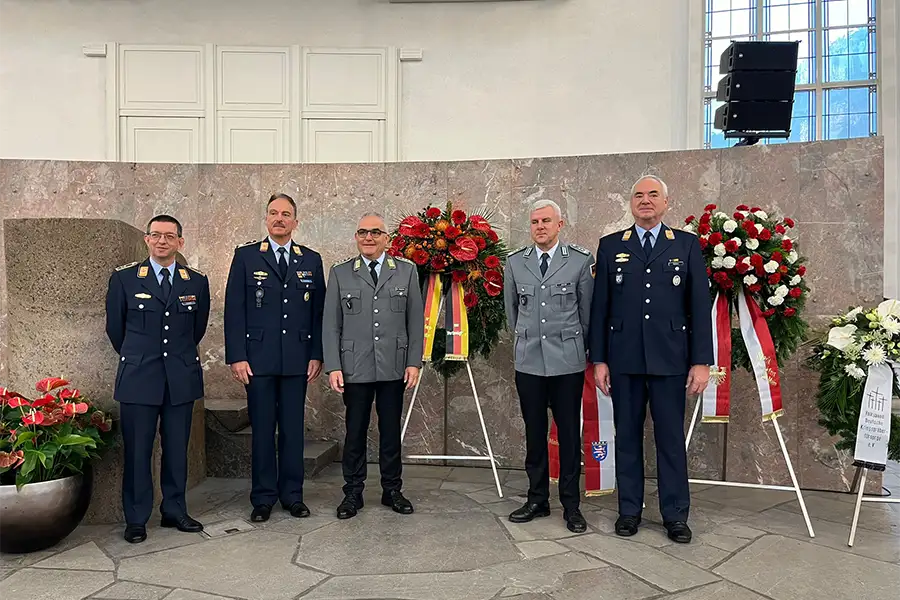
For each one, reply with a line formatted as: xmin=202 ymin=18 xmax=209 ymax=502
xmin=568 ymin=243 xmax=591 ymax=256
xmin=393 ymin=255 xmax=414 ymax=265
xmin=235 ymin=239 xmax=258 ymax=249
xmin=332 ymin=256 xmax=356 ymax=268
xmin=508 ymin=245 xmax=528 ymax=256
xmin=184 ymin=264 xmax=206 ymax=276
xmin=115 ymin=261 xmax=139 ymax=271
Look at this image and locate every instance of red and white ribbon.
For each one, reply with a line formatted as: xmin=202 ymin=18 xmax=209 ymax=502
xmin=736 ymin=288 xmax=783 ymax=420
xmin=701 ymin=292 xmax=732 ymax=422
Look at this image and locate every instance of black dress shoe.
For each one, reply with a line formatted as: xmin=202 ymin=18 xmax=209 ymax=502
xmin=664 ymin=521 xmax=693 ymax=543
xmin=615 ymin=515 xmax=641 ymax=536
xmin=286 ymin=501 xmax=310 ymax=518
xmin=160 ymin=514 xmax=203 ymax=533
xmin=508 ymin=502 xmax=551 ymax=523
xmin=250 ymin=505 xmax=272 ymax=522
xmin=337 ymin=493 xmax=364 ymax=519
xmin=124 ymin=524 xmax=146 ymax=544
xmin=564 ymin=508 xmax=587 ymax=533
xmin=381 ymin=490 xmax=414 ymax=515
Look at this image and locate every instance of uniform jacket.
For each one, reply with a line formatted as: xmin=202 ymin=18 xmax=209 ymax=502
xmin=503 ymin=242 xmax=594 ymax=377
xmin=105 ymin=258 xmax=210 ymax=406
xmin=323 ymin=254 xmax=424 ymax=383
xmin=223 ymin=239 xmax=326 ymax=377
xmin=588 ymin=223 xmax=713 ymax=376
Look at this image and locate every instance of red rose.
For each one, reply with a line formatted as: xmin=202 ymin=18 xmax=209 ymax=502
xmin=768 ymin=273 xmax=781 ymax=285
xmin=784 ymin=217 xmax=795 ymax=228
xmin=699 ymin=237 xmax=708 ymax=250
xmin=748 ymin=283 xmax=762 ymax=293
xmin=797 ymin=265 xmax=807 ymax=276
xmin=412 ymin=250 xmax=430 ymax=265
xmin=704 ymin=203 xmax=717 ymax=212
xmin=473 ymin=236 xmax=487 ymax=250
xmin=750 ymin=254 xmax=764 ymax=267
xmin=708 ymin=232 xmax=723 ymax=246
xmin=759 ymin=228 xmax=772 ymax=241
xmin=763 ymin=308 xmax=776 ymax=317
xmin=698 ymin=223 xmax=712 ymax=236
xmin=775 ymin=224 xmax=786 ymax=235
xmin=450 ymin=237 xmax=479 ymax=262
xmin=736 ymin=204 xmax=750 ymax=211
xmin=789 ymin=287 xmax=802 ymax=298
xmin=487 ymin=230 xmax=499 ymax=243
xmin=724 ymin=239 xmax=739 ymax=253
xmin=452 ymin=270 xmax=468 ymax=283
xmin=685 ymin=215 xmax=696 ymax=224
xmin=451 ymin=210 xmax=467 ymax=225
xmin=771 ymin=251 xmax=783 ymax=263
xmin=464 ymin=292 xmax=478 ymax=308
xmin=484 ymin=255 xmax=500 ymax=269
xmin=426 ymin=207 xmax=442 ymax=219
xmin=430 ymin=255 xmax=448 ymax=271
xmin=444 ymin=226 xmax=461 ymax=240
xmin=784 ymin=307 xmax=797 ymax=317
xmin=782 ymin=239 xmax=793 ymax=251
xmin=483 ymin=270 xmax=503 ymax=296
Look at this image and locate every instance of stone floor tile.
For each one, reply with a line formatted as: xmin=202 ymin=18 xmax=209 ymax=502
xmin=486 ymin=552 xmax=607 ymax=595
xmin=0 ymin=568 xmax=14 ymax=581
xmin=444 ymin=466 xmax=510 ymax=484
xmin=543 ymin=567 xmax=659 ymax=600
xmin=0 ymin=525 xmax=117 ymax=568
xmin=775 ymin=491 xmax=900 ymax=536
xmin=399 ymin=464 xmax=455 ymax=479
xmin=0 ymin=567 xmax=114 ymax=600
xmin=466 ymin=487 xmax=511 ymax=505
xmin=118 ymin=530 xmax=325 ymax=600
xmin=661 ymin=541 xmax=731 ymax=569
xmin=714 ymin=535 xmax=900 ymax=600
xmin=99 ymin=525 xmax=206 ymax=560
xmin=92 ymin=581 xmax=172 ymax=600
xmin=258 ymin=514 xmax=335 ymax=536
xmin=691 ymin=486 xmax=797 ymax=513
xmin=404 ymin=488 xmax=489 ymax=513
xmin=482 ymin=499 xmax=527 ymax=517
xmin=297 ymin=512 xmax=518 ymax=575
xmin=165 ymin=591 xmax=234 ymax=600
xmin=302 ymin=570 xmax=507 ymax=600
xmin=563 ymin=533 xmax=720 ymax=592
xmin=31 ymin=541 xmax=114 ymax=571
xmin=439 ymin=480 xmax=494 ymax=493
xmin=499 ymin=513 xmax=588 ymax=542
xmin=663 ymin=581 xmax=771 ymax=600
xmin=514 ymin=541 xmax=569 ymax=560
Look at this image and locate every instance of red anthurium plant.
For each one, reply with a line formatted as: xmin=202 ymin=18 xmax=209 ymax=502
xmin=0 ymin=378 xmax=115 ymax=488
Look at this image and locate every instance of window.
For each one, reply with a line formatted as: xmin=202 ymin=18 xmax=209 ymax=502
xmin=703 ymin=0 xmax=878 ymax=148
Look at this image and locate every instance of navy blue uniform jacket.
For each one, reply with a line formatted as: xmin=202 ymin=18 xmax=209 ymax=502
xmin=223 ymin=240 xmax=325 ymax=376
xmin=588 ymin=224 xmax=713 ymax=376
xmin=105 ymin=259 xmax=211 ymax=406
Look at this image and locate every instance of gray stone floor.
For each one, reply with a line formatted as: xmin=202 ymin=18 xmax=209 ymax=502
xmin=2 ymin=463 xmax=899 ymax=600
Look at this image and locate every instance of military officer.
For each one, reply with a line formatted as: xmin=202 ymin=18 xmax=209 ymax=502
xmin=323 ymin=212 xmax=424 ymax=519
xmin=503 ymin=199 xmax=593 ymax=534
xmin=223 ymin=193 xmax=326 ymax=523
xmin=588 ymin=175 xmax=713 ymax=544
xmin=105 ymin=214 xmax=210 ymax=544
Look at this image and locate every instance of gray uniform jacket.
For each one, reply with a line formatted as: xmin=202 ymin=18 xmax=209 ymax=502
xmin=323 ymin=254 xmax=425 ymax=383
xmin=504 ymin=243 xmax=595 ymax=377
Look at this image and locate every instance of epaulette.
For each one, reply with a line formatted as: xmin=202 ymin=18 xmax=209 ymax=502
xmin=332 ymin=256 xmax=355 ymax=267
xmin=184 ymin=264 xmax=206 ymax=276
xmin=235 ymin=239 xmax=258 ymax=249
xmin=568 ymin=243 xmax=591 ymax=256
xmin=115 ymin=261 xmax=139 ymax=271
xmin=508 ymin=245 xmax=528 ymax=256
xmin=393 ymin=255 xmax=414 ymax=265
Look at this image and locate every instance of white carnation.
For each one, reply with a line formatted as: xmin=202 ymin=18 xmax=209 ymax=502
xmin=787 ymin=250 xmax=798 ymax=264
xmin=844 ymin=364 xmax=866 ymax=380
xmin=775 ymin=285 xmax=789 ymax=297
xmin=744 ymin=274 xmax=758 ymax=285
xmin=711 ymin=256 xmax=725 ymax=269
xmin=764 ymin=260 xmax=779 ymax=273
xmin=845 ymin=306 xmax=863 ymax=320
xmin=768 ymin=295 xmax=784 ymax=306
xmin=683 ymin=223 xmax=694 ymax=233
xmin=731 ymin=237 xmax=742 ymax=247
xmin=723 ymin=220 xmax=737 ymax=233
xmin=738 ymin=210 xmax=749 ymax=218
xmin=789 ymin=275 xmax=801 ymax=286
xmin=755 ymin=223 xmax=766 ymax=234
xmin=882 ymin=316 xmax=900 ymax=336
xmin=753 ymin=210 xmax=768 ymax=220
xmin=863 ymin=344 xmax=886 ymax=366
xmin=722 ymin=256 xmax=737 ymax=269
xmin=746 ymin=238 xmax=760 ymax=250
xmin=715 ymin=211 xmax=728 ymax=219
xmin=714 ymin=243 xmax=727 ymax=257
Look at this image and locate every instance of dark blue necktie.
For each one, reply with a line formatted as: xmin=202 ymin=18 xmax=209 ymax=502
xmin=642 ymin=231 xmax=653 ymax=258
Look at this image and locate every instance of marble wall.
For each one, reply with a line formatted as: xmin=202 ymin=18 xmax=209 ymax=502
xmin=0 ymin=137 xmax=886 ymax=493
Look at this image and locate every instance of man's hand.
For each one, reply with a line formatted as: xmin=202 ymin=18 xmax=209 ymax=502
xmin=593 ymin=363 xmax=611 ymax=396
xmin=404 ymin=366 xmax=420 ymax=390
xmin=686 ymin=365 xmax=710 ymax=396
xmin=329 ymin=370 xmax=345 ymax=393
xmin=230 ymin=361 xmax=253 ymax=385
xmin=308 ymin=360 xmax=323 ymax=382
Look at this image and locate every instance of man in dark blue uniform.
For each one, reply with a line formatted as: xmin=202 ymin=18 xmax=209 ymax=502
xmin=105 ymin=214 xmax=210 ymax=544
xmin=224 ymin=193 xmax=325 ymax=523
xmin=588 ymin=175 xmax=713 ymax=544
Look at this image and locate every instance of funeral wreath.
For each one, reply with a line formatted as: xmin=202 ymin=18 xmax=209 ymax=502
xmin=388 ymin=201 xmax=508 ymax=378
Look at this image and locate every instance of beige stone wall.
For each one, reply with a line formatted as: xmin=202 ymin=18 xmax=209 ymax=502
xmin=0 ymin=138 xmax=886 ymax=493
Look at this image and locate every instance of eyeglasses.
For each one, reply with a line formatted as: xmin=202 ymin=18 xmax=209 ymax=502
xmin=356 ymin=229 xmax=385 ymax=238
xmin=146 ymin=232 xmax=180 ymax=242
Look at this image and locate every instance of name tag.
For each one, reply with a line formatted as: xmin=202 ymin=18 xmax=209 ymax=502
xmin=667 ymin=258 xmax=683 ymax=267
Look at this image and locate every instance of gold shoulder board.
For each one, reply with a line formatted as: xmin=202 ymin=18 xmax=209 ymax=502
xmin=115 ymin=261 xmax=139 ymax=271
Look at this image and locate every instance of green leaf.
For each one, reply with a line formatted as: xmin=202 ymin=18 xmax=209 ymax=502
xmin=13 ymin=431 xmax=36 ymax=448
xmin=20 ymin=449 xmax=41 ymax=478
xmin=56 ymin=435 xmax=96 ymax=447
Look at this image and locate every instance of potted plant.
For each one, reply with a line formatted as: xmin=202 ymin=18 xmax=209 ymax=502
xmin=0 ymin=377 xmax=115 ymax=553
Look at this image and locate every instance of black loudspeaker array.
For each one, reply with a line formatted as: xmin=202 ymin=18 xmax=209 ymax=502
xmin=714 ymin=41 xmax=800 ymax=144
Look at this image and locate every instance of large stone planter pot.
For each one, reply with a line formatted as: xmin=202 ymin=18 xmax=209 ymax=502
xmin=0 ymin=466 xmax=93 ymax=554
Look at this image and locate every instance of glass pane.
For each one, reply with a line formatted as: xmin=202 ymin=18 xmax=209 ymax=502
xmin=827 ymin=27 xmax=850 ymax=55
xmin=849 ymin=113 xmax=869 ymax=138
xmin=826 ymin=88 xmax=849 ymax=114
xmin=826 ymin=0 xmax=849 ymax=27
xmin=732 ymin=0 xmax=753 ymax=9
xmin=825 ymin=115 xmax=847 ymax=139
xmin=731 ymin=9 xmax=754 ymax=36
xmin=849 ymin=53 xmax=869 ymax=80
xmin=769 ymin=6 xmax=789 ymax=31
xmin=824 ymin=87 xmax=877 ymax=139
xmin=711 ymin=11 xmax=731 ymax=36
xmin=710 ymin=0 xmax=733 ymax=11
xmin=827 ymin=54 xmax=850 ymax=82
xmin=793 ymin=90 xmax=812 ymax=117
xmin=847 ymin=0 xmax=870 ymax=26
xmin=848 ymin=86 xmax=868 ymax=113
xmin=789 ymin=2 xmax=811 ymax=30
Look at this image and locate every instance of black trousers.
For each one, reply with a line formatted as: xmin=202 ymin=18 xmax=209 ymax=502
xmin=514 ymin=370 xmax=583 ymax=511
xmin=341 ymin=380 xmax=405 ymax=496
xmin=120 ymin=385 xmax=194 ymax=526
xmin=246 ymin=375 xmax=307 ymax=508
xmin=611 ymin=373 xmax=690 ymax=523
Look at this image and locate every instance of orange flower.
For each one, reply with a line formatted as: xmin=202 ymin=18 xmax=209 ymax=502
xmin=435 ymin=219 xmax=450 ymax=232
xmin=434 ymin=238 xmax=448 ymax=250
xmin=468 ymin=269 xmax=483 ymax=281
xmin=404 ymin=245 xmax=417 ymax=259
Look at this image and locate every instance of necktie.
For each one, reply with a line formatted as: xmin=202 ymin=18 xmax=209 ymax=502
xmin=277 ymin=248 xmax=288 ymax=279
xmin=369 ymin=260 xmax=378 ymax=286
xmin=540 ymin=253 xmax=549 ymax=277
xmin=642 ymin=231 xmax=653 ymax=258
xmin=159 ymin=267 xmax=172 ymax=300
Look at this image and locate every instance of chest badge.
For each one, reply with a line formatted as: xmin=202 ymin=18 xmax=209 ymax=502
xmin=253 ymin=271 xmax=268 ymax=281
xmin=672 ymin=275 xmax=681 ymax=286
xmin=665 ymin=229 xmax=675 ymax=240
xmin=137 ymin=266 xmax=149 ymax=278
xmin=615 ymin=274 xmax=623 ymax=284
xmin=304 ymin=291 xmax=310 ymax=302
xmin=178 ymin=268 xmax=190 ymax=281
xmin=622 ymin=230 xmax=632 ymax=241
xmin=615 ymin=253 xmax=630 ymax=263
xmin=134 ymin=292 xmax=151 ymax=299
xmin=255 ymin=288 xmax=265 ymax=308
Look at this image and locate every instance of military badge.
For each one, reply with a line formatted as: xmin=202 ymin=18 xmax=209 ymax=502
xmin=622 ymin=230 xmax=632 ymax=241
xmin=592 ymin=441 xmax=608 ymax=462
xmin=137 ymin=266 xmax=149 ymax=278
xmin=304 ymin=291 xmax=310 ymax=302
xmin=665 ymin=229 xmax=675 ymax=240
xmin=179 ymin=295 xmax=197 ymax=305
xmin=615 ymin=274 xmax=623 ymax=284
xmin=386 ymin=256 xmax=396 ymax=269
xmin=590 ymin=263 xmax=596 ymax=278
xmin=672 ymin=275 xmax=681 ymax=286
xmin=615 ymin=253 xmax=629 ymax=263
xmin=292 ymin=245 xmax=302 ymax=255
xmin=135 ymin=293 xmax=152 ymax=299
xmin=178 ymin=268 xmax=190 ymax=280
xmin=255 ymin=287 xmax=265 ymax=308
xmin=353 ymin=258 xmax=361 ymax=270
xmin=260 ymin=241 xmax=269 ymax=252
xmin=253 ymin=271 xmax=268 ymax=280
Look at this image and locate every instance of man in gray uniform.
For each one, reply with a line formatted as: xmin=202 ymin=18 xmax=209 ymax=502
xmin=323 ymin=212 xmax=424 ymax=520
xmin=504 ymin=199 xmax=594 ymax=533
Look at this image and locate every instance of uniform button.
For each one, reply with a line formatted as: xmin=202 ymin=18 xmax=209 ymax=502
xmin=610 ymin=326 xmax=614 ymax=330
xmin=646 ymin=268 xmax=651 ymax=273
xmin=399 ymin=292 xmax=404 ymax=296
xmin=163 ymin=339 xmax=168 ymax=344
xmin=374 ymin=295 xmax=378 ymax=300
xmin=246 ymin=333 xmax=250 ymax=338
xmin=163 ymin=352 xmax=168 ymax=357
xmin=645 ymin=314 xmax=650 ymax=320
xmin=347 ymin=294 xmax=352 ymax=298
xmin=542 ymin=335 xmax=546 ymax=339
xmin=257 ymin=282 xmax=262 ymax=286
xmin=282 ymin=329 xmax=286 ymax=334
xmin=576 ymin=331 xmax=580 ymax=335
xmin=196 ymin=356 xmax=200 ymax=361
xmin=283 ymin=314 xmax=288 ymax=318
xmin=617 ymin=267 xmax=622 ymax=272
xmin=375 ymin=323 xmax=379 ymax=327
xmin=374 ymin=309 xmax=379 ymax=313
xmin=562 ymin=287 xmax=567 ymax=292
xmin=283 ymin=284 xmax=287 ymax=289
xmin=138 ymin=304 xmax=144 ymax=309
xmin=521 ymin=288 xmax=525 ymax=292
xmin=682 ymin=325 xmax=686 ymax=331
xmin=541 ymin=285 xmax=546 ymax=290
xmin=375 ymin=336 xmax=380 ymax=341
xmin=645 ymin=283 xmax=651 ymax=288
xmin=675 ymin=266 xmax=680 ymax=271
xmin=541 ymin=319 xmax=546 ymax=323
xmin=164 ymin=325 xmax=169 ymax=330
xmin=645 ymin=299 xmax=650 ymax=304
xmin=188 ymin=306 xmax=192 ymax=311
xmin=284 ymin=299 xmax=288 ymax=303
xmin=121 ymin=356 xmax=125 ymax=362
xmin=165 ymin=311 xmax=170 ymax=317
xmin=541 ymin=302 xmax=546 ymax=306
xmin=307 ymin=334 xmax=312 ymax=339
